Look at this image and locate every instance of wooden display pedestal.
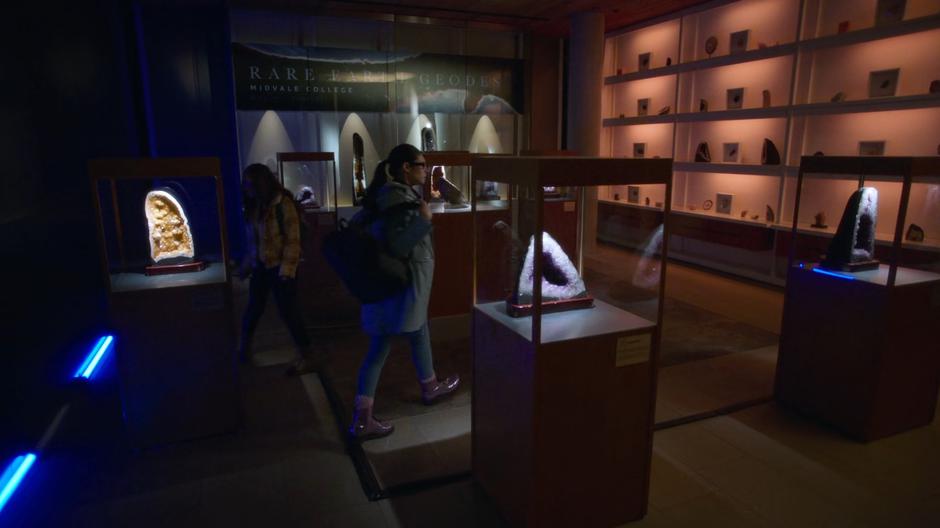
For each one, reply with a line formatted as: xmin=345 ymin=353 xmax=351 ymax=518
xmin=776 ymin=264 xmax=940 ymax=441
xmin=109 ymin=265 xmax=240 ymax=448
xmin=472 ymin=301 xmax=658 ymax=527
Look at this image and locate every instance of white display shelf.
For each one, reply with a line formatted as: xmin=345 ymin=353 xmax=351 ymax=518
xmin=800 ymin=12 xmax=940 ymax=51
xmin=674 ymin=107 xmax=790 ymax=122
xmin=597 ymin=198 xmax=666 ymax=212
xmin=600 ymin=0 xmax=940 ymax=286
xmin=673 ymin=162 xmax=791 ymax=176
xmin=604 ymin=43 xmax=797 ymax=85
xmin=603 ymin=114 xmax=676 ymax=126
xmin=791 ymin=93 xmax=940 ymax=116
xmin=772 ymin=222 xmax=940 ymax=253
xmin=671 ymin=207 xmax=775 ymax=228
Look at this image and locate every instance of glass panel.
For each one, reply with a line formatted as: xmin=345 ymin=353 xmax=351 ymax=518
xmin=95 ymin=174 xmax=226 ymax=292
xmin=279 ymin=158 xmax=336 ymax=212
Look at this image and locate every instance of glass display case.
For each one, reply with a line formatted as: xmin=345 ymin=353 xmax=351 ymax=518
xmin=276 ymin=152 xmax=338 ymax=212
xmin=776 ymin=156 xmax=940 ymax=441
xmin=471 ymin=156 xmax=672 ymax=526
xmin=89 ymin=157 xmax=238 ymax=448
xmin=91 ymin=157 xmax=230 ymax=292
xmin=421 ymin=151 xmax=472 ymax=212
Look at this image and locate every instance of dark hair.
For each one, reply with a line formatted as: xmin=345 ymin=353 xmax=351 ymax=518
xmin=363 ymin=144 xmax=422 ymax=209
xmin=242 ymin=163 xmax=287 ymax=219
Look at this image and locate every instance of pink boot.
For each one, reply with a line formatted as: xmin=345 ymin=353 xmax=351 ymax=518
xmin=349 ymin=396 xmax=394 ymax=440
xmin=420 ymin=374 xmax=461 ymax=405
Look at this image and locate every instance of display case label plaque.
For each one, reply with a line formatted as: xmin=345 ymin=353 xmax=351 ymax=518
xmin=616 ymin=333 xmax=651 ymax=367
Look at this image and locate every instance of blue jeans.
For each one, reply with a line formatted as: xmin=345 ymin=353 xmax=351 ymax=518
xmin=357 ymin=323 xmax=434 ymax=397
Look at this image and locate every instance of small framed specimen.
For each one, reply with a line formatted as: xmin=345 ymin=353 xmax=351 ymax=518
xmin=633 ymin=143 xmax=646 ymax=159
xmin=723 ymin=143 xmax=740 ymax=163
xmin=627 ymin=186 xmax=641 ymax=204
xmin=716 ymin=192 xmax=733 ymax=214
xmin=638 ymin=52 xmax=651 ymax=71
xmin=858 ymin=141 xmax=886 ymax=156
xmin=727 ymin=88 xmax=745 ymax=109
xmin=729 ymin=30 xmax=749 ymax=54
xmin=868 ymin=69 xmax=900 ymax=98
xmin=637 ymin=98 xmax=650 ymax=116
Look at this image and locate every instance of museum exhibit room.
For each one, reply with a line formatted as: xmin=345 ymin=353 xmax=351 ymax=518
xmin=3 ymin=0 xmax=940 ymax=526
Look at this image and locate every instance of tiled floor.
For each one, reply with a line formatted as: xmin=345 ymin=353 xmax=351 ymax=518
xmin=25 ymin=261 xmax=935 ymax=527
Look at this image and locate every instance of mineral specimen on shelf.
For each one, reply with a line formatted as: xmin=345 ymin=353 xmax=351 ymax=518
xmin=729 ymin=30 xmax=749 ymax=54
xmin=666 ymin=57 xmax=672 ymax=66
xmin=831 ymin=92 xmax=846 ymax=102
xmin=875 ymin=0 xmax=906 ymax=26
xmin=703 ymin=199 xmax=714 ymax=210
xmin=868 ymin=69 xmax=899 ymax=98
xmin=645 ymin=197 xmax=651 ymax=206
xmin=695 ymin=142 xmax=711 ymax=162
xmin=813 ymin=151 xmax=825 ymax=156
xmin=761 ymin=138 xmax=781 ymax=165
xmin=689 ymin=204 xmax=697 ymax=211
xmin=296 ymin=186 xmax=320 ymax=208
xmin=638 ymin=52 xmax=651 ymax=71
xmin=762 ymin=89 xmax=771 ymax=108
xmin=740 ymin=210 xmax=748 ymax=218
xmin=638 ymin=98 xmax=649 ymax=116
xmin=906 ymin=223 xmax=925 ymax=242
xmin=699 ymin=99 xmax=708 ymax=112
xmin=516 ymin=231 xmax=589 ymax=303
xmin=616 ymin=68 xmax=623 ymax=76
xmin=727 ymin=88 xmax=744 ymax=109
xmin=655 ymin=202 xmax=663 ymax=208
xmin=766 ymin=205 xmax=775 ymax=222
xmin=145 ymin=190 xmax=195 ymax=262
xmin=838 ymin=21 xmax=850 ymax=34
xmin=658 ymin=105 xmax=671 ymax=115
xmin=811 ymin=211 xmax=828 ymax=228
xmin=614 ymin=193 xmax=620 ymax=201
xmin=705 ymin=36 xmax=718 ymax=56
xmin=751 ymin=215 xmax=760 ymax=220
xmin=619 ymin=113 xmax=625 ymax=119
xmin=930 ymin=80 xmax=940 ymax=93
xmin=821 ymin=187 xmax=880 ymax=271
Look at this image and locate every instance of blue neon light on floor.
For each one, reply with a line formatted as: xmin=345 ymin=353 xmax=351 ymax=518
xmin=73 ymin=335 xmax=115 ymax=379
xmin=812 ymin=268 xmax=856 ymax=281
xmin=0 ymin=453 xmax=36 ymax=514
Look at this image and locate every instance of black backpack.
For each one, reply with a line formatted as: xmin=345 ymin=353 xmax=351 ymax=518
xmin=321 ymin=204 xmax=415 ymax=304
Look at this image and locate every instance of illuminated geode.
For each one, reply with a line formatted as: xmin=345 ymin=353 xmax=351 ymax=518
xmin=509 ymin=231 xmax=592 ymax=316
xmin=145 ymin=190 xmax=194 ymax=262
xmin=821 ymin=187 xmax=879 ymax=272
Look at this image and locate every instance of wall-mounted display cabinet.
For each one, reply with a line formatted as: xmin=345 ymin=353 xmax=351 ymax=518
xmin=601 ymin=0 xmax=940 ymax=284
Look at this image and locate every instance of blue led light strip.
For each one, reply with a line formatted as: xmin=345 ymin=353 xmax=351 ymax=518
xmin=73 ymin=335 xmax=115 ymax=380
xmin=0 ymin=453 xmax=36 ymax=514
xmin=812 ymin=268 xmax=856 ymax=281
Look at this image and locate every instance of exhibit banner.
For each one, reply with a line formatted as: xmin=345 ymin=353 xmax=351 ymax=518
xmin=232 ymin=43 xmax=523 ymax=114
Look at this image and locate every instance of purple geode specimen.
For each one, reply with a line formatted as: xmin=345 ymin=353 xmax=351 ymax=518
xmin=516 ymin=232 xmax=588 ymax=303
xmin=821 ymin=187 xmax=879 ymax=271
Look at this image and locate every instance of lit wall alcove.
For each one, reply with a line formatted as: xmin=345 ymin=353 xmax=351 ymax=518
xmin=230 ymin=11 xmax=527 ymax=207
xmin=601 ymin=0 xmax=940 ymax=284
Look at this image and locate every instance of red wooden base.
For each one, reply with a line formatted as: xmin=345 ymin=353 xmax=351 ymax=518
xmin=506 ymin=295 xmax=595 ymax=318
xmin=145 ymin=260 xmax=207 ymax=276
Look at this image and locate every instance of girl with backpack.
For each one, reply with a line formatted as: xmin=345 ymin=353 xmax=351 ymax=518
xmin=238 ymin=163 xmax=323 ymax=376
xmin=350 ymin=144 xmax=460 ymax=440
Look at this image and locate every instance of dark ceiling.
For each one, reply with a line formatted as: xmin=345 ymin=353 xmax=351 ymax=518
xmin=229 ymin=0 xmax=709 ymax=35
